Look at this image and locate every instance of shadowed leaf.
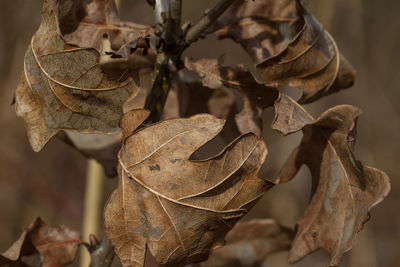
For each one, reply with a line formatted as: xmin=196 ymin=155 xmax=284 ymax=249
xmin=208 ymin=0 xmax=355 ymax=104
xmin=104 ymin=110 xmax=273 ymax=266
xmin=51 ymin=0 xmax=154 ymax=59
xmin=184 ymin=57 xmax=278 ymax=137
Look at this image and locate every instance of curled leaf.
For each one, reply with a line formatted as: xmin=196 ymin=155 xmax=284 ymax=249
xmin=0 ymin=217 xmax=80 ymax=267
xmin=200 ymin=219 xmax=294 ymax=267
xmin=208 ymin=0 xmax=355 ymax=103
xmin=277 ymin=105 xmax=390 ymax=266
xmin=15 ymin=1 xmax=139 ymax=152
xmin=104 ymin=110 xmax=273 ymax=266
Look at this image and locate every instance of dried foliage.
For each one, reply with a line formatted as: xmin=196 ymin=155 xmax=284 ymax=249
xmin=200 ymin=219 xmax=294 ymax=267
xmin=10 ymin=0 xmax=391 ymax=266
xmin=104 ymin=110 xmax=273 ymax=266
xmin=0 ymin=218 xmax=80 ymax=267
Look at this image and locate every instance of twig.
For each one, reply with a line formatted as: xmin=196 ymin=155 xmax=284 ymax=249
xmin=185 ymin=0 xmax=239 ymax=44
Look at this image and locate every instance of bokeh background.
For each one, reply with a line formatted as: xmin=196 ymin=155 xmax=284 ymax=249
xmin=0 ymin=0 xmax=398 ymax=266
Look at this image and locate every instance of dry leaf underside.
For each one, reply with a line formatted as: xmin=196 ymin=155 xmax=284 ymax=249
xmin=104 ymin=110 xmax=273 ymax=266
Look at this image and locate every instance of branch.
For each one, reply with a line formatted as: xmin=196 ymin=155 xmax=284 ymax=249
xmin=185 ymin=0 xmax=240 ymax=44
xmin=165 ymin=0 xmax=183 ymax=44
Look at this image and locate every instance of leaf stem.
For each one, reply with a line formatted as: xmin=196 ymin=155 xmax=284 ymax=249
xmin=89 ymin=235 xmax=115 ymax=267
xmin=185 ymin=0 xmax=239 ymax=44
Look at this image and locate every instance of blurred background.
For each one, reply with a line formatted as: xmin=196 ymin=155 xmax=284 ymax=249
xmin=0 ymin=0 xmax=398 ymax=266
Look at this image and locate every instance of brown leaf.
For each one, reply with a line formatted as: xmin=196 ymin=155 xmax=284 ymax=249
xmin=208 ymin=0 xmax=356 ymax=104
xmin=104 ymin=110 xmax=273 ymax=267
xmin=15 ymin=1 xmax=139 ymax=152
xmin=277 ymin=105 xmax=390 ymax=266
xmin=0 ymin=217 xmax=80 ymax=267
xmin=184 ymin=57 xmax=279 ymax=137
xmin=200 ymin=219 xmax=294 ymax=267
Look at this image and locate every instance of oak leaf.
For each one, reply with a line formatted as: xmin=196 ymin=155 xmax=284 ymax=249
xmin=277 ymin=105 xmax=390 ymax=266
xmin=15 ymin=1 xmax=139 ymax=152
xmin=0 ymin=218 xmax=80 ymax=267
xmin=200 ymin=219 xmax=294 ymax=267
xmin=104 ymin=110 xmax=273 ymax=266
xmin=208 ymin=0 xmax=355 ymax=104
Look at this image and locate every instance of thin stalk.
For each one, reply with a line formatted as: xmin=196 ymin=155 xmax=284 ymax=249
xmin=80 ymin=160 xmax=105 ymax=267
xmin=185 ymin=0 xmax=239 ymax=44
xmin=89 ymin=235 xmax=115 ymax=267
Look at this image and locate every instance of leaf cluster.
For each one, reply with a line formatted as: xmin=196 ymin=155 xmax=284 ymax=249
xmin=5 ymin=0 xmax=390 ymax=267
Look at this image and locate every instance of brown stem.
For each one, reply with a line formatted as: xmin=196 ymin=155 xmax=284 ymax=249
xmin=185 ymin=0 xmax=240 ymax=44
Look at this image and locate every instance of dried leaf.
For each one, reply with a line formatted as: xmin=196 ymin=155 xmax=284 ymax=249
xmin=0 ymin=218 xmax=80 ymax=267
xmin=208 ymin=0 xmax=356 ymax=104
xmin=104 ymin=110 xmax=273 ymax=266
xmin=277 ymin=105 xmax=390 ymax=266
xmin=184 ymin=57 xmax=278 ymax=137
xmin=200 ymin=219 xmax=294 ymax=267
xmin=15 ymin=1 xmax=139 ymax=152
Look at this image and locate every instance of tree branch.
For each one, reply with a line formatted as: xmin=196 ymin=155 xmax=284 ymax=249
xmin=185 ymin=0 xmax=240 ymax=44
xmin=165 ymin=0 xmax=183 ymax=44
